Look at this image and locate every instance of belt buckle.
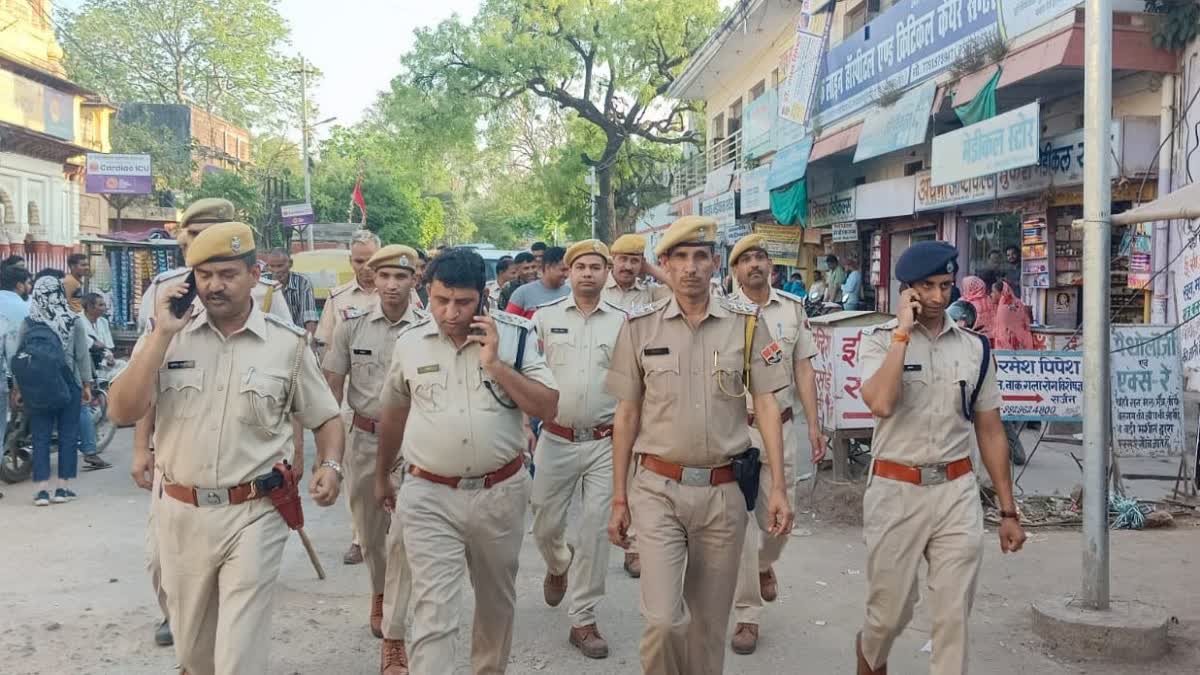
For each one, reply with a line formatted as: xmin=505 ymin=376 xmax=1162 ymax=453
xmin=919 ymin=465 xmax=948 ymax=486
xmin=679 ymin=467 xmax=712 ymax=487
xmin=199 ymin=489 xmax=229 ymax=506
xmin=573 ymin=427 xmax=590 ymax=442
xmin=457 ymin=476 xmax=486 ymax=490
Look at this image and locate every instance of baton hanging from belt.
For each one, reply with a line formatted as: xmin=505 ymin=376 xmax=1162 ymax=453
xmin=259 ymin=461 xmax=326 ymax=580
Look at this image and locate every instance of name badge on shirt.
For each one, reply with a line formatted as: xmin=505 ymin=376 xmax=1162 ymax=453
xmin=417 ymin=364 xmax=440 ymax=374
xmin=167 ymin=361 xmax=195 ymax=370
xmin=353 ymin=349 xmax=373 ymax=355
xmin=550 ymin=328 xmax=569 ymax=334
xmin=903 ymin=364 xmax=923 ymax=372
xmin=644 ymin=347 xmax=670 ymax=356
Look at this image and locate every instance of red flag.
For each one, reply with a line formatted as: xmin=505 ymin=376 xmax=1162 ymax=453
xmin=351 ymin=176 xmax=367 ymax=224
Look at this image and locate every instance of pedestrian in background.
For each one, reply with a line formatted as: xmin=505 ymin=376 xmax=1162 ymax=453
xmin=266 ymin=248 xmax=320 ymax=336
xmin=64 ymin=253 xmax=89 ymax=313
xmin=960 ymin=275 xmax=997 ymax=332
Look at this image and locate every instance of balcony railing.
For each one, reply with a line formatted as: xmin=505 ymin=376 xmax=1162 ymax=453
xmin=670 ymin=128 xmax=743 ymax=198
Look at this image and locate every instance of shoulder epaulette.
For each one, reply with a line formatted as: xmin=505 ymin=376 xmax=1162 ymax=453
xmin=264 ymin=313 xmax=307 ymax=337
xmin=776 ymin=289 xmax=805 ymax=304
xmin=862 ymin=319 xmax=900 ymax=335
xmin=342 ymin=307 xmax=367 ymax=322
xmin=411 ymin=307 xmax=429 ymax=321
xmin=395 ymin=315 xmax=432 ymax=340
xmin=491 ymin=310 xmax=534 ymax=331
xmin=600 ymin=298 xmax=627 ymax=314
xmin=152 ymin=267 xmax=189 ymax=284
xmin=534 ymin=295 xmax=570 ymax=310
xmin=720 ymin=295 xmax=759 ymax=316
xmin=628 ymin=297 xmax=669 ymax=319
xmin=329 ymin=281 xmax=357 ymax=299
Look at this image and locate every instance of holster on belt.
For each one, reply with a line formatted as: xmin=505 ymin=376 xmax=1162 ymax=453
xmin=259 ymin=460 xmax=305 ymax=530
xmin=731 ymin=447 xmax=762 ymax=511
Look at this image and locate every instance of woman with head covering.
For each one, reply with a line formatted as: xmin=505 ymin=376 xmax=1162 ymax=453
xmin=960 ymin=273 xmax=998 ymax=333
xmin=18 ymin=274 xmax=95 ymax=505
xmin=988 ymin=279 xmax=1033 ymax=464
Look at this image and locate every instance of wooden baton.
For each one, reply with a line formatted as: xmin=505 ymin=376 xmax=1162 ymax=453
xmin=296 ymin=527 xmax=326 ymax=580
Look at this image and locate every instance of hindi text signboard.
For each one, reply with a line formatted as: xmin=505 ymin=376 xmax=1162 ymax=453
xmin=831 ymin=221 xmax=859 ymax=243
xmin=701 ymin=191 xmax=737 ymax=239
xmin=739 ymin=165 xmax=772 ymax=214
xmin=994 ymin=350 xmax=1083 ymax=421
xmin=811 ymin=312 xmax=891 ymax=431
xmin=808 ymin=189 xmax=856 ymax=229
xmin=281 ymin=202 xmax=315 ymax=228
xmin=756 ymin=224 xmax=803 ymax=267
xmin=914 ymin=169 xmax=996 ymax=210
xmin=854 ymin=81 xmax=937 ymax=163
xmin=1111 ymin=325 xmax=1185 ymax=457
xmin=931 ymin=102 xmax=1040 ymax=185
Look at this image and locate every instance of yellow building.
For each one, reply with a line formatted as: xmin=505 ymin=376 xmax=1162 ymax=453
xmin=0 ymin=0 xmax=114 ymax=264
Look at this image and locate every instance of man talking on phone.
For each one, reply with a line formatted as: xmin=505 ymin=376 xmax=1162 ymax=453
xmin=857 ymin=241 xmax=1026 ymax=675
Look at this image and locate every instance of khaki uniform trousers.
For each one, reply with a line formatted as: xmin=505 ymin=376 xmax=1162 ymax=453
xmin=401 ymin=470 xmax=530 ymax=675
xmin=531 ymin=433 xmax=613 ymax=628
xmin=341 ymin=408 xmax=360 ymax=546
xmin=346 ymin=426 xmax=390 ymax=592
xmin=860 ymin=470 xmax=984 ymax=675
xmin=381 ymin=464 xmax=411 ymax=641
xmin=147 ymin=467 xmax=169 ymax=618
xmin=733 ymin=420 xmax=797 ymax=625
xmin=630 ymin=467 xmax=748 ymax=675
xmin=157 ymin=492 xmax=289 ymax=675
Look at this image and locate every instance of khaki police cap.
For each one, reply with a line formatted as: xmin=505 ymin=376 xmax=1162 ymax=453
xmin=185 ymin=221 xmax=256 ymax=268
xmin=730 ymin=233 xmax=769 ymax=265
xmin=610 ymin=234 xmax=646 ymax=256
xmin=367 ymin=244 xmax=420 ymax=271
xmin=565 ymin=239 xmax=611 ymax=268
xmin=653 ymin=216 xmax=719 ymax=257
xmin=180 ymin=198 xmax=237 ymax=230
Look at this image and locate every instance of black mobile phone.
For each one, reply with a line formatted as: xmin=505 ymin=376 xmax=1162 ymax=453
xmin=470 ymin=295 xmax=488 ymax=336
xmin=169 ymin=271 xmax=198 ymax=318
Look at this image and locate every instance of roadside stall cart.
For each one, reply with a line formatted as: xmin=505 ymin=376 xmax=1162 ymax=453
xmin=79 ymin=236 xmax=183 ymax=348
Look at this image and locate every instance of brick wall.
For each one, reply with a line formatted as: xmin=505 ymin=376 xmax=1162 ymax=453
xmin=189 ymin=106 xmax=251 ymax=171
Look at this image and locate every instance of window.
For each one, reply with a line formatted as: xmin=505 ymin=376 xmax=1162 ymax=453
xmin=712 ymin=113 xmax=725 ymax=140
xmin=845 ymin=6 xmax=867 ymax=34
xmin=904 ymin=160 xmax=924 ymax=176
xmin=749 ymin=80 xmax=766 ymax=101
xmin=727 ymin=98 xmax=743 ymax=135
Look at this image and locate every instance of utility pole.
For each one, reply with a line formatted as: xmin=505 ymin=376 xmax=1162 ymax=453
xmin=300 ymin=57 xmax=314 ymax=251
xmin=1080 ymin=0 xmax=1112 ymax=610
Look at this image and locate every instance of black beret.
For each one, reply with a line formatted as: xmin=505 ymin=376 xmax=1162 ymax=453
xmin=896 ymin=241 xmax=959 ymax=283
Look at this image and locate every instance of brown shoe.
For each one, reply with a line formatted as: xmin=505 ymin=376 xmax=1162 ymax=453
xmin=759 ymin=567 xmax=778 ymax=602
xmin=380 ymin=638 xmax=409 ymax=675
xmin=344 ymin=543 xmax=364 ymax=565
xmin=856 ymin=632 xmax=887 ymax=675
xmin=569 ymin=624 xmax=610 ymax=659
xmin=543 ymin=545 xmax=574 ymax=607
xmin=623 ymin=552 xmax=641 ymax=578
xmin=731 ymin=622 xmax=759 ymax=655
xmin=370 ymin=593 xmax=384 ymax=638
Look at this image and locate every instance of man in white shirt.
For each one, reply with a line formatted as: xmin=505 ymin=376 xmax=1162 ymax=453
xmin=82 ymin=292 xmax=115 ymax=366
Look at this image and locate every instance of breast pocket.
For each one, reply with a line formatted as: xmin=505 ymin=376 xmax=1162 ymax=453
xmin=410 ymin=368 xmax=448 ymax=413
xmin=544 ymin=331 xmax=574 ymax=367
xmin=158 ymin=369 xmax=203 ymax=419
xmin=350 ymin=349 xmax=382 ymax=391
xmin=712 ymin=354 xmax=746 ymax=400
xmin=642 ymin=353 xmax=679 ymax=402
xmin=238 ymin=370 xmax=289 ymax=433
xmin=899 ymin=365 xmax=929 ymax=411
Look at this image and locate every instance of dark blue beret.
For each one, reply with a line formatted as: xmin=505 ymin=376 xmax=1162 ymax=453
xmin=895 ymin=241 xmax=959 ymax=283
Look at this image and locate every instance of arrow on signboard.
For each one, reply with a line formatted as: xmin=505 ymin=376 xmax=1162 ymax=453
xmin=1002 ymin=393 xmax=1044 ymax=403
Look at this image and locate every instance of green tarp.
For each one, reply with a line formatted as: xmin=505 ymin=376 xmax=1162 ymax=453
xmin=954 ymin=67 xmax=1003 ymax=126
xmin=770 ymin=178 xmax=807 ymax=227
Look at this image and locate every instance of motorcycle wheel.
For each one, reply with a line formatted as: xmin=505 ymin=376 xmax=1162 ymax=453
xmin=92 ymin=391 xmax=116 ymax=453
xmin=1 ymin=416 xmax=32 ymax=484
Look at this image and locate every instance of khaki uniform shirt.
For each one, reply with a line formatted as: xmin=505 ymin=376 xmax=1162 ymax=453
xmin=137 ymin=307 xmax=340 ymax=489
xmin=601 ymin=274 xmax=670 ymax=309
xmin=315 ymin=280 xmax=376 ymax=347
xmin=323 ymin=302 xmax=426 ymax=421
xmin=381 ymin=312 xmax=558 ymax=477
xmin=606 ymin=295 xmax=790 ymax=467
xmin=734 ymin=288 xmax=818 ymax=414
xmin=138 ymin=268 xmax=291 ymax=331
xmin=860 ymin=317 xmax=1002 ymax=466
xmin=533 ymin=294 xmax=626 ymax=429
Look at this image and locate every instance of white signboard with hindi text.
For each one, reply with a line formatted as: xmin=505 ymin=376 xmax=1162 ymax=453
xmin=1110 ymin=325 xmax=1185 ymax=457
xmin=854 ymin=81 xmax=937 ymax=163
xmin=739 ymin=165 xmax=772 ymax=214
xmin=994 ymin=351 xmax=1083 ymax=422
xmin=931 ymin=102 xmax=1041 ymax=186
xmin=831 ymin=222 xmax=859 ymax=243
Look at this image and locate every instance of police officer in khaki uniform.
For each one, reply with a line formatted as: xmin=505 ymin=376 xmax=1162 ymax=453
xmin=375 ymin=247 xmax=558 ymax=675
xmin=322 ymin=245 xmax=425 ymax=669
xmin=606 ymin=216 xmax=794 ymax=675
xmin=531 ymin=240 xmax=625 ymax=659
xmin=858 ymin=241 xmax=1026 ymax=675
xmin=129 ymin=198 xmax=294 ymax=648
xmin=315 ymin=228 xmax=381 ymax=565
xmin=727 ymin=234 xmax=826 ymax=655
xmin=110 ymin=222 xmax=345 ymax=675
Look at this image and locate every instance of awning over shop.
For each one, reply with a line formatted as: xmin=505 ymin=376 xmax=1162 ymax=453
xmin=810 ymin=123 xmax=861 ymax=162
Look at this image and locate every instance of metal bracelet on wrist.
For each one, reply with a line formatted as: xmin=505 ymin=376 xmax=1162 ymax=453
xmin=999 ymin=509 xmax=1020 ymax=520
xmin=319 ymin=460 xmax=344 ymax=481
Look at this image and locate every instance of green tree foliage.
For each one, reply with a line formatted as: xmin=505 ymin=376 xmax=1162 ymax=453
xmin=192 ymin=170 xmax=265 ymax=226
xmin=58 ymin=0 xmax=302 ymax=128
xmin=403 ymin=0 xmax=720 ymax=243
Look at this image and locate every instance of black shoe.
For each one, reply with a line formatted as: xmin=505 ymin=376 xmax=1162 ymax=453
xmin=83 ymin=454 xmax=112 ymax=470
xmin=155 ymin=619 xmax=173 ymax=646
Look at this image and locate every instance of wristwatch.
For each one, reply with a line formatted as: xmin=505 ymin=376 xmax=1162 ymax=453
xmin=999 ymin=509 xmax=1020 ymax=521
xmin=319 ymin=459 xmax=344 ymax=482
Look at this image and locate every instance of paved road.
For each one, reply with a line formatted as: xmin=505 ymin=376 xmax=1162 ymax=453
xmin=1 ymin=428 xmax=1197 ymax=674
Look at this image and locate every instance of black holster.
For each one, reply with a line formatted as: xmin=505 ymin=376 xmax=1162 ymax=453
xmin=731 ymin=447 xmax=762 ymax=512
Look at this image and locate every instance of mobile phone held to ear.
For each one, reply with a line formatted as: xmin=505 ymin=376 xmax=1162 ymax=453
xmin=470 ymin=295 xmax=488 ymax=336
xmin=170 ymin=271 xmax=198 ymax=319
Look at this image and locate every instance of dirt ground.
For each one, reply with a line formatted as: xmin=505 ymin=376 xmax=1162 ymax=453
xmin=2 ymin=429 xmax=1198 ymax=674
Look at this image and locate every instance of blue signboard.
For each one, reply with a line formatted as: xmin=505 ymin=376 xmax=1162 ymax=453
xmin=818 ymin=0 xmax=1001 ymax=123
xmin=767 ymin=137 xmax=813 ymax=190
xmin=743 ymin=90 xmax=779 ymax=159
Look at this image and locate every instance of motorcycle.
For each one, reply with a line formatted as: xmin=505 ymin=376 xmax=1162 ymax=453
xmin=0 ymin=361 xmax=124 ymax=484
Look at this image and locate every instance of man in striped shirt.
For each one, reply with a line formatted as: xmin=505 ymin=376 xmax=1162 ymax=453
xmin=266 ymin=248 xmax=319 ymax=336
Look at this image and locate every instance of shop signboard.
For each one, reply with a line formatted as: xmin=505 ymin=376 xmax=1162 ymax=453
xmin=280 ymin=202 xmax=315 ymax=227
xmin=999 ymin=0 xmax=1082 ymax=41
xmin=811 ymin=311 xmax=892 ymax=431
xmin=808 ymin=189 xmax=856 ymax=229
xmin=854 ymin=81 xmax=937 ymax=163
xmin=779 ymin=4 xmax=832 ymax=124
xmin=831 ymin=221 xmax=859 ymax=243
xmin=994 ymin=350 xmax=1083 ymax=422
xmin=705 ymin=162 xmax=736 ymax=196
xmin=739 ymin=165 xmax=772 ymax=214
xmin=1111 ymin=325 xmax=1185 ymax=457
xmin=767 ymin=137 xmax=813 ymax=190
xmin=995 ymin=122 xmax=1123 ymax=198
xmin=724 ymin=219 xmax=754 ymax=245
xmin=743 ymin=90 xmax=779 ymax=159
xmin=85 ymin=153 xmax=153 ymax=194
xmin=931 ymin=102 xmax=1040 ymax=185
xmin=756 ymin=224 xmax=803 ymax=267
xmin=0 ymin=70 xmax=77 ymax=141
xmin=817 ymin=0 xmax=1000 ymax=123
xmin=1174 ymin=246 xmax=1200 ymax=387
xmin=913 ymin=169 xmax=996 ymax=211
xmin=701 ymin=190 xmax=736 ymax=235
xmin=855 ymin=175 xmax=917 ymax=219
